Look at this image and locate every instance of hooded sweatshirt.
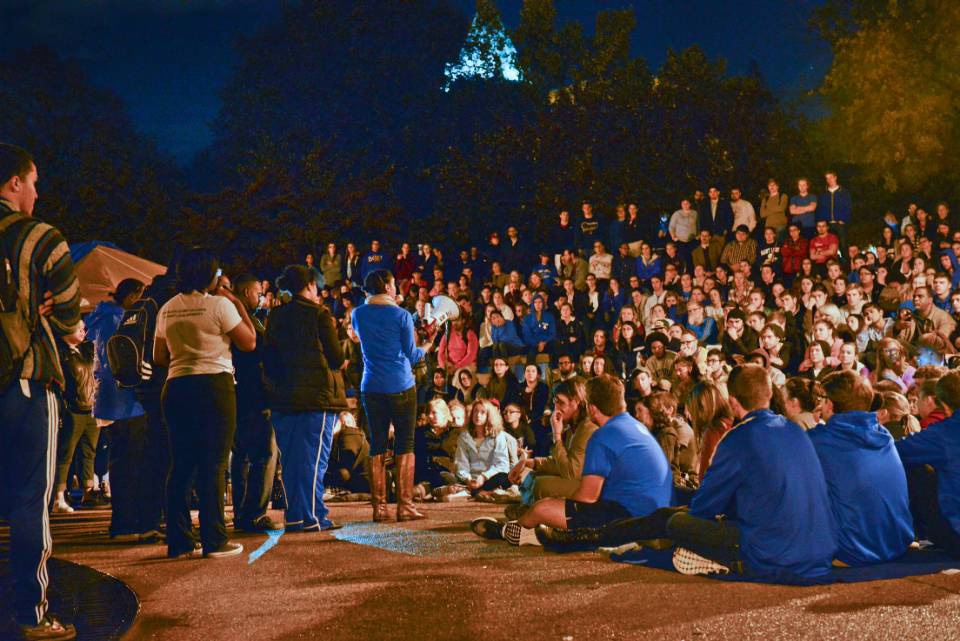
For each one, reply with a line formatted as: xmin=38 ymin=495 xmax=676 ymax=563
xmin=808 ymin=411 xmax=913 ymax=566
xmin=896 ymin=412 xmax=960 ymax=537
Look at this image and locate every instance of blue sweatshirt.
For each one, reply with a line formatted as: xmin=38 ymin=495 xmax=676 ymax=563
xmin=896 ymin=412 xmax=960 ymax=537
xmin=691 ymin=408 xmax=837 ymax=580
xmin=816 ymin=187 xmax=852 ymax=224
xmin=521 ymin=310 xmax=557 ymax=347
xmin=808 ymin=411 xmax=913 ymax=566
xmin=351 ymin=301 xmax=424 ymax=394
xmin=491 ymin=321 xmax=524 ymax=348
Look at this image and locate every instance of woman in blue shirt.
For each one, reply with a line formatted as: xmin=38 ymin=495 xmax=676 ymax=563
xmin=351 ymin=269 xmax=432 ymax=522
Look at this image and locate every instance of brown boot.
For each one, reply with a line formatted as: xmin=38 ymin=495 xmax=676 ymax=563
xmin=369 ymin=454 xmax=393 ymax=522
xmin=396 ymin=453 xmax=425 ymax=522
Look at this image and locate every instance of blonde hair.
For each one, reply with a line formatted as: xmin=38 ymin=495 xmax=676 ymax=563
xmin=470 ymin=399 xmax=504 ymax=438
xmin=685 ymin=381 xmax=733 ymax=437
xmin=426 ymin=398 xmax=453 ymax=429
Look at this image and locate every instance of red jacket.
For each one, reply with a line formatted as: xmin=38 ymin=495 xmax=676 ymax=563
xmin=781 ymin=237 xmax=809 ymax=274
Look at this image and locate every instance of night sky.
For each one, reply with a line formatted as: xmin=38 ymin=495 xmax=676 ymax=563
xmin=2 ymin=0 xmax=830 ymax=165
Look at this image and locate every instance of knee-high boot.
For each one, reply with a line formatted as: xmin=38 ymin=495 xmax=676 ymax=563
xmin=369 ymin=454 xmax=393 ymax=522
xmin=396 ymin=453 xmax=425 ymax=522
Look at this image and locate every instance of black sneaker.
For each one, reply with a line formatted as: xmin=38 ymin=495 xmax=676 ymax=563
xmin=534 ymin=525 xmax=604 ymax=551
xmin=18 ymin=615 xmax=76 ymax=641
xmin=167 ymin=541 xmax=201 ymax=560
xmin=204 ymin=542 xmax=244 ymax=558
xmin=470 ymin=517 xmax=505 ymax=540
xmin=235 ymin=514 xmax=283 ymax=532
xmin=79 ymin=491 xmax=110 ymax=509
xmin=318 ymin=521 xmax=343 ymax=532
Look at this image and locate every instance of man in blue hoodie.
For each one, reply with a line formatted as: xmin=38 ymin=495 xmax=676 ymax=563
xmin=522 ymin=295 xmax=557 ymax=366
xmin=668 ymin=365 xmax=836 ymax=578
xmin=809 ymin=371 xmax=913 ymax=565
xmin=490 ymin=309 xmax=525 ymax=359
xmin=896 ymin=371 xmax=960 ymax=556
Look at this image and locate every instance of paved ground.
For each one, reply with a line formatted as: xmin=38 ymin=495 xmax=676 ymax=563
xmin=19 ymin=502 xmax=960 ymax=640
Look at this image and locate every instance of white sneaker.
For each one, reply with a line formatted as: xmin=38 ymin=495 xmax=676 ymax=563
xmin=52 ymin=499 xmax=74 ymax=514
xmin=205 ymin=542 xmax=244 ymax=558
xmin=503 ymin=521 xmax=542 ymax=547
xmin=671 ymin=546 xmax=730 ymax=575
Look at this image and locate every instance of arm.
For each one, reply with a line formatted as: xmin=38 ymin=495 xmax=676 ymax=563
xmin=459 ymin=330 xmax=479 ymax=368
xmin=896 ymin=424 xmax=947 ymax=467
xmin=40 ymin=226 xmax=82 ymax=337
xmin=482 ymin=434 xmax=512 ymax=478
xmin=570 ymin=475 xmax=605 ymax=504
xmin=218 ymin=288 xmax=256 ymax=352
xmin=317 ymin=308 xmax=345 ymax=369
xmin=400 ymin=310 xmax=426 ymax=366
xmin=454 ymin=432 xmax=472 ymax=482
xmin=152 ymin=336 xmax=170 ymax=369
xmin=437 ymin=333 xmax=449 ymax=369
xmin=689 ymin=436 xmax=743 ymax=519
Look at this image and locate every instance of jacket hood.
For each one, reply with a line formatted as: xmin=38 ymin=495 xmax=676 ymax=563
xmin=822 ymin=411 xmax=892 ymax=450
xmin=86 ymin=300 xmax=124 ymax=330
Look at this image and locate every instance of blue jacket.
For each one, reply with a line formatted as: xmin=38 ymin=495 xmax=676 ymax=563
xmin=698 ymin=200 xmax=734 ymax=236
xmin=808 ymin=411 xmax=913 ymax=566
xmin=521 ymin=310 xmax=557 ymax=347
xmin=686 ymin=317 xmax=717 ymax=344
xmin=635 ymin=256 xmax=663 ymax=282
xmin=816 ymin=187 xmax=852 ymax=224
xmin=86 ymin=301 xmax=145 ymax=421
xmin=360 ymin=251 xmax=389 ymax=283
xmin=491 ymin=321 xmax=524 ymax=348
xmin=896 ymin=412 xmax=960 ymax=537
xmin=351 ymin=301 xmax=424 ymax=394
xmin=691 ymin=408 xmax=836 ymax=580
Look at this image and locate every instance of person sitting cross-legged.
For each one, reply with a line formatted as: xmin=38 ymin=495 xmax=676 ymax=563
xmin=808 ymin=370 xmax=914 ymax=566
xmin=471 ymin=374 xmax=672 ymax=546
xmin=540 ymin=365 xmax=837 ymax=580
xmin=896 ymin=371 xmax=960 ymax=557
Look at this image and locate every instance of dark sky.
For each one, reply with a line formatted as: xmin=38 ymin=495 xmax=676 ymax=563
xmin=1 ymin=0 xmax=830 ymax=165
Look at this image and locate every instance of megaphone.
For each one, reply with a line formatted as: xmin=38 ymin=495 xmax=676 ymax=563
xmin=419 ymin=295 xmax=461 ymax=341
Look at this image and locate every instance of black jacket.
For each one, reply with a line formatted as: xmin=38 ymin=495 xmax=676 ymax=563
xmin=263 ymin=296 xmax=347 ymax=413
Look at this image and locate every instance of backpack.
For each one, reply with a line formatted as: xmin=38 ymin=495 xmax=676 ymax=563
xmin=106 ymin=297 xmax=158 ymax=388
xmin=0 ymin=213 xmax=34 ymax=390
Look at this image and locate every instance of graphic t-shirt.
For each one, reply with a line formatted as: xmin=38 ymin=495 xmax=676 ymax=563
xmin=156 ymin=292 xmax=242 ymax=379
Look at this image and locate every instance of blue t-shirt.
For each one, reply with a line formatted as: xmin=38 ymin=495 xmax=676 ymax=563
xmin=789 ymin=194 xmax=817 ymax=229
xmin=691 ymin=409 xmax=836 ymax=580
xmin=808 ymin=411 xmax=913 ymax=566
xmin=582 ymin=412 xmax=673 ymax=517
xmin=351 ymin=302 xmax=424 ymax=394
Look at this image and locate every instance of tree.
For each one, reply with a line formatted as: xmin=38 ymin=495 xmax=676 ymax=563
xmin=0 ymin=47 xmax=181 ymax=261
xmin=817 ymin=0 xmax=960 ymax=192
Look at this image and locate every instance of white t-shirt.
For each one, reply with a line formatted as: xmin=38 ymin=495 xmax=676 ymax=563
xmin=156 ymin=292 xmax=242 ymax=380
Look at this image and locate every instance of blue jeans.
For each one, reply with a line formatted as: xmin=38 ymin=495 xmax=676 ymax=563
xmin=362 ymin=386 xmax=417 ymax=456
xmin=273 ymin=410 xmax=337 ymax=529
xmin=0 ymin=380 xmax=59 ymax=624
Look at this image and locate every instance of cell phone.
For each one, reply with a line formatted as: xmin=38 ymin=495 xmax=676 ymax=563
xmin=216 ymin=268 xmax=223 ymax=278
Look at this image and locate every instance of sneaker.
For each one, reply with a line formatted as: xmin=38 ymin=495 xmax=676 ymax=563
xmin=503 ymin=503 xmax=530 ymax=521
xmin=204 ymin=542 xmax=244 ymax=558
xmin=503 ymin=521 xmax=542 ymax=547
xmin=671 ymin=546 xmax=730 ymax=576
xmin=51 ymin=500 xmax=74 ymax=514
xmin=470 ymin=517 xmax=505 ymax=540
xmin=167 ymin=541 xmax=201 ymax=560
xmin=18 ymin=614 xmax=76 ymax=641
xmin=235 ymin=514 xmax=283 ymax=532
xmin=318 ymin=521 xmax=344 ymax=532
xmin=79 ymin=491 xmax=110 ymax=509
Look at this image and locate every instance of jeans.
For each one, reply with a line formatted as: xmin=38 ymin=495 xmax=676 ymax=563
xmin=231 ymin=409 xmax=278 ymax=525
xmin=829 ymin=222 xmax=848 ymax=258
xmin=666 ymin=512 xmax=747 ymax=574
xmin=0 ymin=380 xmax=59 ymax=625
xmin=362 ymin=386 xmax=417 ymax=456
xmin=108 ymin=414 xmax=161 ymax=536
xmin=55 ymin=410 xmax=98 ymax=491
xmin=273 ymin=410 xmax=337 ymax=529
xmin=163 ymin=373 xmax=236 ymax=555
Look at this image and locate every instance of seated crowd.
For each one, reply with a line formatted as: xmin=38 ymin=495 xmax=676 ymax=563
xmin=54 ymin=172 xmax=960 ymax=584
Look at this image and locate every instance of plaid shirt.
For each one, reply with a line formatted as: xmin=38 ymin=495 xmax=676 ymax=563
xmin=0 ymin=199 xmax=81 ymax=389
xmin=719 ymin=238 xmax=757 ymax=268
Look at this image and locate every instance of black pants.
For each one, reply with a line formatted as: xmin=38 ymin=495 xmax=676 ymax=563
xmin=163 ymin=373 xmax=236 ymax=555
xmin=55 ymin=410 xmax=98 ymax=491
xmin=0 ymin=380 xmax=59 ymax=625
xmin=362 ymin=386 xmax=417 ymax=456
xmin=230 ymin=408 xmax=278 ymax=524
xmin=906 ymin=465 xmax=960 ymax=557
xmin=493 ymin=343 xmax=525 ymax=359
xmin=136 ymin=385 xmax=171 ymax=527
xmin=108 ymin=414 xmax=163 ymax=536
xmin=665 ymin=512 xmax=746 ymax=574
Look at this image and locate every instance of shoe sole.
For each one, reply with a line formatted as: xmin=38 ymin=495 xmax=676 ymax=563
xmin=205 ymin=544 xmax=244 ymax=558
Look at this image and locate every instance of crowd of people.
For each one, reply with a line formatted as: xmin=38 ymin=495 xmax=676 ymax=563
xmin=5 ymin=137 xmax=960 ymax=639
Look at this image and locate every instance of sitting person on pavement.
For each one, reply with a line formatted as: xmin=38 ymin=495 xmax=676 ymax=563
xmin=896 ymin=371 xmax=960 ymax=557
xmin=472 ymin=374 xmax=672 ymax=546
xmin=808 ymin=370 xmax=914 ymax=566
xmin=503 ymin=380 xmax=600 ymax=520
xmin=454 ymin=399 xmax=512 ymax=496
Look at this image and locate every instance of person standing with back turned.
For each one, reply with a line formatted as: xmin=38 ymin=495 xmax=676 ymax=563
xmin=0 ymin=143 xmax=81 ymax=641
xmin=351 ymin=269 xmax=433 ymax=521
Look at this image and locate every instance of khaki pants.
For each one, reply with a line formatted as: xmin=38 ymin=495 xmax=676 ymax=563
xmin=533 ymin=474 xmax=580 ymax=500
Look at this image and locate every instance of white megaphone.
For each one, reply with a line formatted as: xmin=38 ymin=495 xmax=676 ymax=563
xmin=420 ymin=294 xmax=461 ymax=341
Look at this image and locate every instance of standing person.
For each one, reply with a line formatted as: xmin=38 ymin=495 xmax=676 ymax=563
xmin=698 ymin=186 xmax=734 ymax=239
xmin=230 ymin=274 xmax=281 ymax=532
xmin=351 ymin=269 xmax=433 ymax=522
xmin=320 ymin=242 xmax=343 ymax=288
xmin=0 ymin=143 xmax=81 ymax=640
xmin=87 ymin=279 xmax=162 ymax=542
xmin=789 ymin=178 xmax=818 ymax=238
xmin=819 ymin=171 xmax=853 ymax=256
xmin=263 ymin=265 xmax=347 ymax=532
xmin=669 ymin=199 xmax=698 ymax=265
xmin=760 ymin=179 xmax=789 ymax=238
xmin=154 ymin=249 xmax=257 ymax=559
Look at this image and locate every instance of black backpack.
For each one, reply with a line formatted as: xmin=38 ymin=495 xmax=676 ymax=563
xmin=0 ymin=213 xmax=34 ymax=390
xmin=106 ymin=297 xmax=158 ymax=388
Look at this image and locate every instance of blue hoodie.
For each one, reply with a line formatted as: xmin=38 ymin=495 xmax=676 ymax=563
xmin=521 ymin=308 xmax=557 ymax=347
xmin=808 ymin=411 xmax=913 ymax=566
xmin=491 ymin=320 xmax=524 ymax=348
xmin=691 ymin=408 xmax=837 ymax=580
xmin=86 ymin=301 xmax=145 ymax=421
xmin=896 ymin=412 xmax=960 ymax=537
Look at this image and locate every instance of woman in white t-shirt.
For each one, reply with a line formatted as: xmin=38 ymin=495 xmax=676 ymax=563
xmin=153 ymin=249 xmax=256 ymax=559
